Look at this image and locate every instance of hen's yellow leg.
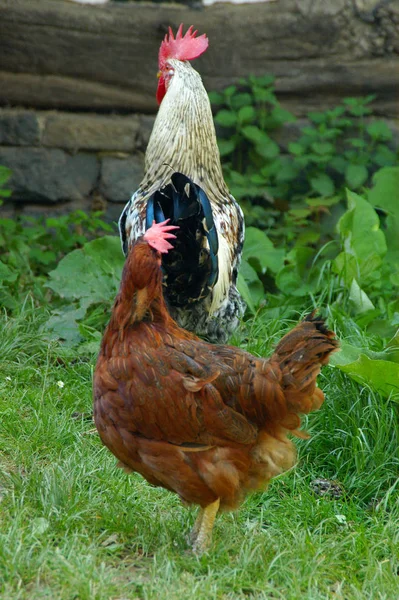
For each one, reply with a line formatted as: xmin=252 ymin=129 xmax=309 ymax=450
xmin=192 ymin=498 xmax=220 ymax=555
xmin=190 ymin=508 xmax=204 ymax=545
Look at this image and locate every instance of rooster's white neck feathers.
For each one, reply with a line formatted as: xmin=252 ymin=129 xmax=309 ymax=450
xmin=142 ymin=59 xmax=228 ymax=198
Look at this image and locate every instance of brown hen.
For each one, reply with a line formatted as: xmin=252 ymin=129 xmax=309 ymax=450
xmin=94 ymin=221 xmax=338 ymax=553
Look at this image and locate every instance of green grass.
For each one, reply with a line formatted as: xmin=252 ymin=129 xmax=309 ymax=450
xmin=1 ymin=304 xmax=399 ymax=600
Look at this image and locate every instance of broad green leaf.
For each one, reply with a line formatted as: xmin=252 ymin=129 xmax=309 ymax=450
xmin=243 ymin=227 xmax=285 ymax=274
xmin=349 ymin=279 xmax=375 ymax=314
xmin=306 ymin=195 xmax=341 ymax=207
xmin=46 ymin=305 xmax=87 ymax=345
xmin=214 ymin=110 xmax=237 ymax=128
xmin=333 ymin=252 xmax=359 ymax=287
xmin=47 ymin=236 xmax=123 ymax=302
xmin=223 ymin=85 xmax=237 ymax=99
xmin=256 ymin=139 xmax=280 ymax=160
xmin=366 ymin=121 xmax=392 ymax=141
xmin=337 ymin=190 xmax=387 ymax=264
xmin=238 ymin=105 xmax=256 ymax=125
xmin=288 ymin=142 xmax=305 ymax=156
xmin=239 ymin=258 xmax=259 ymax=283
xmin=231 ymin=93 xmax=253 ymax=110
xmin=373 ymin=145 xmax=397 ymax=167
xmin=270 ymin=106 xmax=296 ymax=124
xmin=241 ymin=126 xmax=266 ymax=145
xmin=237 ymin=272 xmax=256 ymax=314
xmin=275 ymin=162 xmax=299 ymax=183
xmin=310 ymin=173 xmax=335 ymax=197
xmin=311 ymin=142 xmax=334 ymax=155
xmin=251 ymin=74 xmax=275 ymax=87
xmin=332 ymin=352 xmax=399 ymax=400
xmin=217 ymin=139 xmax=235 ymax=157
xmin=208 ymin=91 xmax=224 ymax=105
xmin=368 ymin=167 xmax=399 ymax=215
xmin=345 ymin=164 xmax=368 ymax=189
xmin=367 ymin=167 xmax=399 ymax=266
xmin=275 ymin=265 xmax=315 ymax=296
xmin=0 ymin=261 xmax=18 ymax=283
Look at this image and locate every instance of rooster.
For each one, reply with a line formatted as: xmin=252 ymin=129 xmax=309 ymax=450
xmin=119 ymin=25 xmax=245 ymax=343
xmin=94 ymin=221 xmax=338 ymax=554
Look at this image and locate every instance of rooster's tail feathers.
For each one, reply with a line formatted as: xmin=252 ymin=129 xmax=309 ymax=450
xmin=145 ymin=172 xmax=219 ymax=304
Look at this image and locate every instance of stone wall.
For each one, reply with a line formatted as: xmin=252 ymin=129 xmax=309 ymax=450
xmin=1 ymin=0 xmax=398 ymax=221
xmin=0 ymin=109 xmax=155 ymax=220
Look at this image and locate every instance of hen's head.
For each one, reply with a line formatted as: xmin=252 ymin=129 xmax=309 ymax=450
xmin=126 ymin=220 xmax=178 ymax=292
xmin=157 ymin=24 xmax=208 ymax=104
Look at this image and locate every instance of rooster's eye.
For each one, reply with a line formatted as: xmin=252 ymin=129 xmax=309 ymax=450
xmin=164 ymin=69 xmax=175 ymax=87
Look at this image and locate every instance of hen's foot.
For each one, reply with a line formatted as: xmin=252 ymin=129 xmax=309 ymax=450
xmin=191 ymin=498 xmax=220 ymax=555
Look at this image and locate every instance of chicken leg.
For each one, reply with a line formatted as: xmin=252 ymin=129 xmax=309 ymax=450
xmin=191 ymin=498 xmax=220 ymax=554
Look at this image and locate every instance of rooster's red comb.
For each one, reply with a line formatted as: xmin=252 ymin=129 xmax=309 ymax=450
xmin=158 ymin=24 xmax=209 ymax=71
xmin=143 ymin=220 xmax=179 ymax=254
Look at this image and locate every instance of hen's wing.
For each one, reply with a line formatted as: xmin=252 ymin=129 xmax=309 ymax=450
xmin=94 ymin=332 xmax=258 ymax=448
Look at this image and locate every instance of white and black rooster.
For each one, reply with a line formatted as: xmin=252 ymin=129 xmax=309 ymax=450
xmin=119 ymin=24 xmax=245 ymax=343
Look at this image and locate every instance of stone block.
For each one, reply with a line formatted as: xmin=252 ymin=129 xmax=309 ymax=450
xmin=100 ymin=154 xmax=144 ymax=203
xmin=0 ymin=147 xmax=99 ymax=203
xmin=0 ymin=110 xmax=41 ymax=146
xmin=42 ymin=112 xmax=140 ymax=152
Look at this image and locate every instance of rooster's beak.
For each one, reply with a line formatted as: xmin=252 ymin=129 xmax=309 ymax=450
xmin=157 ymin=71 xmax=161 ymax=79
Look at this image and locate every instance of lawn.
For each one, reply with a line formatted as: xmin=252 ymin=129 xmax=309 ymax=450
xmin=1 ymin=303 xmax=398 ymax=600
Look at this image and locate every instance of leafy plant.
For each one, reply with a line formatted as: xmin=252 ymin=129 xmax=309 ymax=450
xmin=46 ymin=236 xmax=124 ymax=348
xmin=0 ymin=208 xmax=115 ymax=312
xmin=210 ymin=79 xmax=397 ymax=247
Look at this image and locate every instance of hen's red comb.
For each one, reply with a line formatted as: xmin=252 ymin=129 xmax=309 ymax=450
xmin=158 ymin=24 xmax=209 ymax=71
xmin=143 ymin=220 xmax=179 ymax=254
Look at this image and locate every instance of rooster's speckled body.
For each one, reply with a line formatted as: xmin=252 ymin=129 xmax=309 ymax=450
xmin=119 ymin=29 xmax=245 ymax=343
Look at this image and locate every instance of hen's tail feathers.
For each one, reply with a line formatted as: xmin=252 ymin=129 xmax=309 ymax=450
xmin=272 ymin=312 xmax=339 ymax=417
xmin=145 ymin=173 xmax=219 ymax=306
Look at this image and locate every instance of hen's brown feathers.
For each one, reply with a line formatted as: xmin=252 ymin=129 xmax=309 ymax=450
xmin=94 ymin=237 xmax=338 ymax=515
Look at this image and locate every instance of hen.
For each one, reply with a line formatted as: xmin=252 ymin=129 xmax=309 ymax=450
xmin=119 ymin=25 xmax=245 ymax=343
xmin=94 ymin=221 xmax=338 ymax=554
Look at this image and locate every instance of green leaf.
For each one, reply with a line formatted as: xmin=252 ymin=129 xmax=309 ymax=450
xmin=217 ymin=139 xmax=235 ymax=157
xmin=237 ymin=105 xmax=256 ymax=125
xmin=223 ymin=85 xmax=237 ymax=99
xmin=243 ymin=227 xmax=285 ymax=274
xmin=366 ymin=121 xmax=393 ymax=141
xmin=214 ymin=110 xmax=237 ymax=128
xmin=275 ymin=163 xmax=299 ymax=183
xmin=208 ymin=91 xmax=224 ymax=105
xmin=0 ymin=260 xmax=18 ymax=283
xmin=231 ymin=93 xmax=253 ymax=110
xmin=373 ymin=145 xmax=397 ymax=167
xmin=311 ymin=142 xmax=334 ymax=155
xmin=288 ymin=142 xmax=305 ymax=156
xmin=331 ymin=352 xmax=399 ymax=400
xmin=251 ymin=74 xmax=275 ymax=87
xmin=270 ymin=106 xmax=296 ymax=124
xmin=345 ymin=164 xmax=368 ymax=189
xmin=368 ymin=167 xmax=399 ymax=215
xmin=46 ymin=305 xmax=87 ymax=345
xmin=306 ymin=195 xmax=341 ymax=207
xmin=237 ymin=272 xmax=256 ymax=314
xmin=47 ymin=235 xmax=123 ymax=302
xmin=349 ymin=279 xmax=375 ymax=314
xmin=310 ymin=174 xmax=335 ymax=197
xmin=333 ymin=252 xmax=359 ymax=287
xmin=239 ymin=258 xmax=259 ymax=283
xmin=337 ymin=190 xmax=387 ymax=267
xmin=256 ymin=139 xmax=280 ymax=160
xmin=241 ymin=126 xmax=266 ymax=144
